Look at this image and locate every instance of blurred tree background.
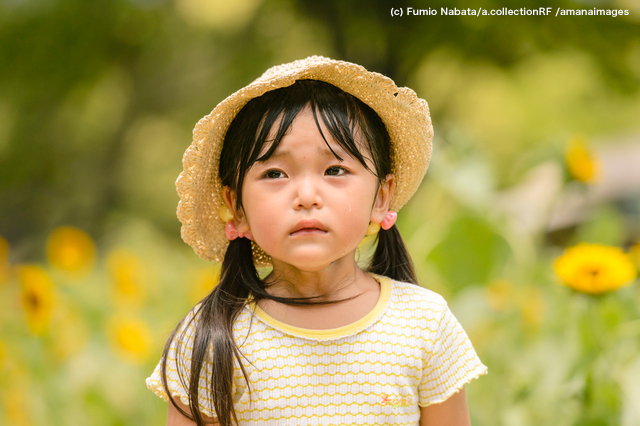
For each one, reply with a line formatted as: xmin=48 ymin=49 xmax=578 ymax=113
xmin=1 ymin=0 xmax=640 ymax=425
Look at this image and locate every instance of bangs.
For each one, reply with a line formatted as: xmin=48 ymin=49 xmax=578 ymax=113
xmin=219 ymin=80 xmax=391 ymax=210
xmin=250 ymin=82 xmax=375 ymax=173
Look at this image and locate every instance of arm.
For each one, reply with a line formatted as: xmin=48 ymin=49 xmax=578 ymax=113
xmin=167 ymin=397 xmax=219 ymax=426
xmin=419 ymin=388 xmax=471 ymax=426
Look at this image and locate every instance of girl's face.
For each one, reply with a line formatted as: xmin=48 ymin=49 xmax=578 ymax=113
xmin=224 ymin=107 xmax=393 ymax=273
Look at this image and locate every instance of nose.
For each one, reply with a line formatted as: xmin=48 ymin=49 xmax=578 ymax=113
xmin=293 ymin=176 xmax=323 ymax=210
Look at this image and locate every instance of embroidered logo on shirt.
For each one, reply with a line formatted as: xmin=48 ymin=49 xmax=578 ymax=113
xmin=380 ymin=393 xmax=412 ymax=408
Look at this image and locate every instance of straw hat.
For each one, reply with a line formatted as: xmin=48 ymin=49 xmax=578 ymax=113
xmin=176 ymin=56 xmax=433 ymax=265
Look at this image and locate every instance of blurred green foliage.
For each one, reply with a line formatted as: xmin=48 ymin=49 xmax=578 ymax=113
xmin=1 ymin=0 xmax=640 ymax=425
xmin=427 ymin=213 xmax=512 ymax=291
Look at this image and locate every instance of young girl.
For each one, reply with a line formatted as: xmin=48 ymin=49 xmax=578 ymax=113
xmin=146 ymin=56 xmax=487 ymax=426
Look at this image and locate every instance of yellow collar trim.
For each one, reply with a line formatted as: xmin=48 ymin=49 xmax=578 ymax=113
xmin=249 ymin=274 xmax=391 ymax=340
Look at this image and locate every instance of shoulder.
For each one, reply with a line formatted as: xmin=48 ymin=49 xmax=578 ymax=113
xmin=387 ymin=278 xmax=449 ymax=314
xmin=163 ymin=303 xmax=204 ymax=363
xmin=369 ymin=275 xmax=450 ymax=330
xmin=175 ymin=303 xmax=203 ymax=337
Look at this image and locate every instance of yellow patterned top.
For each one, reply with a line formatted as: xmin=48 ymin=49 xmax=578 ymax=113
xmin=146 ymin=275 xmax=487 ymax=425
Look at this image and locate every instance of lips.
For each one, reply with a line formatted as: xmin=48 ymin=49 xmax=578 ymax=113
xmin=290 ymin=219 xmax=328 ymax=236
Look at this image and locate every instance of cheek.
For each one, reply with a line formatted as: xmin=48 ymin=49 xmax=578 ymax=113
xmin=339 ymin=189 xmax=376 ymax=237
xmin=250 ymin=215 xmax=278 ymax=239
xmin=241 ymin=191 xmax=281 ymax=239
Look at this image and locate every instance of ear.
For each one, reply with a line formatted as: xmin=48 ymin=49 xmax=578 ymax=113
xmin=222 ymin=186 xmax=251 ymax=233
xmin=370 ymin=174 xmax=395 ymax=224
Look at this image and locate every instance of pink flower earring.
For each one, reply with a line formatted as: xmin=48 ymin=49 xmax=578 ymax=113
xmin=219 ymin=206 xmax=254 ymax=241
xmin=365 ymin=211 xmax=397 ymax=236
xmin=380 ymin=211 xmax=397 ymax=230
xmin=225 ymin=222 xmax=254 ymax=241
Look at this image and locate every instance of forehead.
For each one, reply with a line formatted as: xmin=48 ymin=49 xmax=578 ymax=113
xmin=260 ymin=106 xmax=365 ymax=159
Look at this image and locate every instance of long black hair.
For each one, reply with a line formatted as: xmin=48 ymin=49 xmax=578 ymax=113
xmin=161 ymin=80 xmax=418 ymax=425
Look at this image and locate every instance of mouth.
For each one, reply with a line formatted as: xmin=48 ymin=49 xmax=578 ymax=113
xmin=290 ymin=219 xmax=328 ymax=236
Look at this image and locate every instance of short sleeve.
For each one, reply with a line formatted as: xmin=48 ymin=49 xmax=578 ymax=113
xmin=145 ymin=307 xmax=220 ymax=418
xmin=418 ymin=302 xmax=487 ymax=407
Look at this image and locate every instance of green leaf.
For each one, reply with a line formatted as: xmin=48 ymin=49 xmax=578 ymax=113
xmin=426 ymin=213 xmax=511 ymax=291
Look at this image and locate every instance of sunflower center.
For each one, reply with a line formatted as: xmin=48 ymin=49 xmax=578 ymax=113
xmin=25 ymin=292 xmax=40 ymax=310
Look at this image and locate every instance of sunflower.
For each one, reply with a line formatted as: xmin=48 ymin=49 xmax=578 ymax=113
xmin=46 ymin=226 xmax=96 ymax=275
xmin=564 ymin=136 xmax=601 ymax=183
xmin=107 ymin=249 xmax=146 ymax=306
xmin=107 ymin=315 xmax=152 ymax=364
xmin=553 ymin=243 xmax=637 ymax=295
xmin=18 ymin=265 xmax=54 ymax=334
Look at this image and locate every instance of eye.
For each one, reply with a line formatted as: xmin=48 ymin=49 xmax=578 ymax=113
xmin=262 ymin=169 xmax=286 ymax=179
xmin=326 ymin=166 xmax=349 ymax=176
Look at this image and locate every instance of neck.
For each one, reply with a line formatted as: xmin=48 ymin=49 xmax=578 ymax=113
xmin=266 ymin=253 xmax=371 ymax=301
